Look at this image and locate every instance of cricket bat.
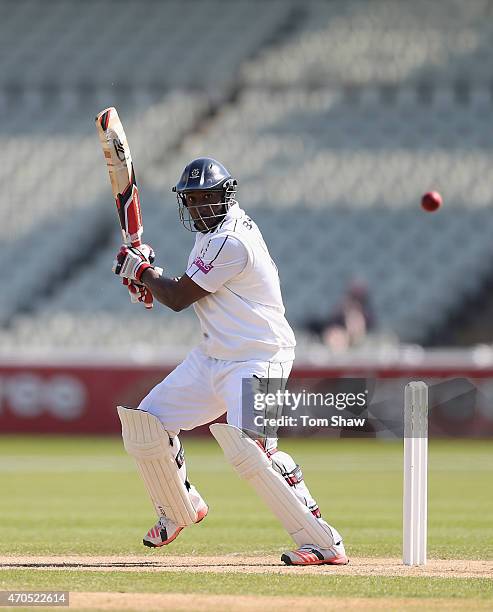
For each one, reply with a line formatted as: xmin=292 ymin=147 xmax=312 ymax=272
xmin=95 ymin=107 xmax=153 ymax=308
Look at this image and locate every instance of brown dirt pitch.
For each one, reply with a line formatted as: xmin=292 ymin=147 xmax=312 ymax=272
xmin=1 ymin=554 xmax=491 ymax=579
xmin=1 ymin=555 xmax=491 ymax=611
xmin=69 ymin=592 xmax=493 ymax=611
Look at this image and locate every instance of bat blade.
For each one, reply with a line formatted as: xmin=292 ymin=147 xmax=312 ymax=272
xmin=96 ymin=107 xmax=153 ymax=309
xmin=95 ymin=107 xmax=143 ymax=247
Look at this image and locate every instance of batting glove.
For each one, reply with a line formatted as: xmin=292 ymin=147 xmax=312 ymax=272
xmin=112 ymin=244 xmax=156 ymax=283
xmin=126 ymin=268 xmax=162 ymax=309
xmin=127 ymin=280 xmax=154 ymax=308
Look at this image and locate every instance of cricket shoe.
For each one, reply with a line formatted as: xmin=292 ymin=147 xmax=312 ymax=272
xmin=143 ymin=504 xmax=208 ymax=548
xmin=281 ymin=542 xmax=349 ymax=566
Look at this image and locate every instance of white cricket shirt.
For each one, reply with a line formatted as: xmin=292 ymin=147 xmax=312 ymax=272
xmin=185 ymin=204 xmax=296 ymax=362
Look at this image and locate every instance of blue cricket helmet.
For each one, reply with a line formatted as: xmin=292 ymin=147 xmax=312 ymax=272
xmin=172 ymin=157 xmax=237 ymax=232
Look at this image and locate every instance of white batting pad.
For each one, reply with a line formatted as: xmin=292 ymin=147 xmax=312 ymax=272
xmin=210 ymin=423 xmax=335 ymax=548
xmin=117 ymin=406 xmax=203 ymax=527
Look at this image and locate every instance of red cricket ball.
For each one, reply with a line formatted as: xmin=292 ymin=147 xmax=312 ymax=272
xmin=421 ymin=191 xmax=442 ymax=212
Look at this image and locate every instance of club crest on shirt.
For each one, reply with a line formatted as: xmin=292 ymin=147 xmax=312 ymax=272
xmin=194 ymin=256 xmax=213 ymax=274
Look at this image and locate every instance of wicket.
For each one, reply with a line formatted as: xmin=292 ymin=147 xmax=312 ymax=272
xmin=403 ymin=381 xmax=428 ymax=566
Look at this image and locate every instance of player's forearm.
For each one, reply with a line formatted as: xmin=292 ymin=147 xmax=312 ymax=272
xmin=141 ymin=269 xmax=184 ymax=311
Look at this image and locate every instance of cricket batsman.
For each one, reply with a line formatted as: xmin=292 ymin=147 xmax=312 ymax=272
xmin=112 ymin=157 xmax=348 ymax=566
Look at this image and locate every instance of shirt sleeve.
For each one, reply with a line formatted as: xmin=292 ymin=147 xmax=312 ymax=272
xmin=186 ymin=235 xmax=248 ymax=293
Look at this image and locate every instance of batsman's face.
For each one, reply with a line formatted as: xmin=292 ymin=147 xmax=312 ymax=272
xmin=185 ymin=191 xmax=224 ymax=231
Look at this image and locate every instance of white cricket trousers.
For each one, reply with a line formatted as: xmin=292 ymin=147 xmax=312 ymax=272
xmin=138 ymin=346 xmax=323 ymax=521
xmin=138 ymin=346 xmax=293 ymax=437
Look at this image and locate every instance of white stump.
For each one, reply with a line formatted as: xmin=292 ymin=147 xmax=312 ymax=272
xmin=403 ymin=381 xmax=428 ymax=566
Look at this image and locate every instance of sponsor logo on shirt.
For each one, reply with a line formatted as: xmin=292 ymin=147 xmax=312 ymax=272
xmin=194 ymin=257 xmax=213 ymax=274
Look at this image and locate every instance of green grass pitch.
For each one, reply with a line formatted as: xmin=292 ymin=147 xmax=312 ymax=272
xmin=0 ymin=435 xmax=491 ymax=606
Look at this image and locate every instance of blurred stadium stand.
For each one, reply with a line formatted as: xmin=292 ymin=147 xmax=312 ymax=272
xmin=2 ymin=0 xmax=493 ymax=361
xmin=242 ymin=0 xmax=493 ymax=87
